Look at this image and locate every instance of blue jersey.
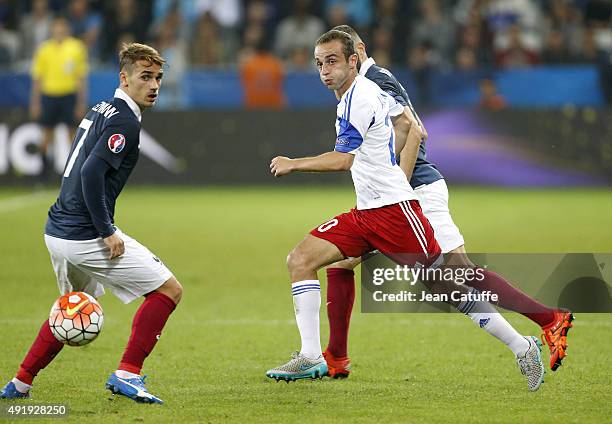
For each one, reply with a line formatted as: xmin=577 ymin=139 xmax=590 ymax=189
xmin=45 ymin=89 xmax=142 ymax=240
xmin=360 ymin=58 xmax=443 ymax=188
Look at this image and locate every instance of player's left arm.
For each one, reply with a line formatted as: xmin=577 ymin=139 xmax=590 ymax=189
xmin=270 ymin=151 xmax=354 ymax=177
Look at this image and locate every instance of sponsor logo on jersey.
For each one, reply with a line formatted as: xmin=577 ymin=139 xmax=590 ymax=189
xmin=108 ymin=134 xmax=126 ymax=153
xmin=335 ymin=138 xmax=350 ymax=146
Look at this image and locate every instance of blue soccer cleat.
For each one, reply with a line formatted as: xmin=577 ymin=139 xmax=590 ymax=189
xmin=105 ymin=373 xmax=163 ymax=404
xmin=0 ymin=381 xmax=30 ymax=399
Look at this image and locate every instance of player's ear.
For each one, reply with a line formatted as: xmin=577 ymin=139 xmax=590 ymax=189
xmin=119 ymin=70 xmax=128 ymax=88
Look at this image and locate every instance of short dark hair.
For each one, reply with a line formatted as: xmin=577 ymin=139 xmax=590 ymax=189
xmin=332 ymin=25 xmax=358 ymax=39
xmin=315 ymin=29 xmax=356 ymax=61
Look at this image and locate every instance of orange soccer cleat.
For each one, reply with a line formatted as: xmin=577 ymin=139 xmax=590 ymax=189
xmin=323 ymin=349 xmax=352 ymax=379
xmin=541 ymin=310 xmax=574 ymax=371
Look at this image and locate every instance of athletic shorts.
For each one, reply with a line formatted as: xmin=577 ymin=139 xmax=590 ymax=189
xmin=40 ymin=94 xmax=76 ymax=127
xmin=310 ymin=200 xmax=441 ymax=267
xmin=414 ymin=179 xmax=465 ymax=253
xmin=44 ymin=228 xmax=173 ymax=304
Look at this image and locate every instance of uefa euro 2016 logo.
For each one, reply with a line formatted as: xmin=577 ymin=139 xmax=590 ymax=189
xmin=107 ymin=134 xmax=126 ymax=154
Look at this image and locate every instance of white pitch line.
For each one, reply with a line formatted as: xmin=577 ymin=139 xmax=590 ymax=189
xmin=0 ymin=190 xmax=55 ymax=214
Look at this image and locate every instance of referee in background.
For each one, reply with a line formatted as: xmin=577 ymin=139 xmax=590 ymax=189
xmin=30 ymin=15 xmax=88 ymax=180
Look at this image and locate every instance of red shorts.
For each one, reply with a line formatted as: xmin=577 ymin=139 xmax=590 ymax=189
xmin=310 ymin=200 xmax=441 ymax=266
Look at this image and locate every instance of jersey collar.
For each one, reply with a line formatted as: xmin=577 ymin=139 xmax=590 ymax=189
xmin=359 ymin=57 xmax=376 ymax=76
xmin=114 ymin=89 xmax=142 ymax=122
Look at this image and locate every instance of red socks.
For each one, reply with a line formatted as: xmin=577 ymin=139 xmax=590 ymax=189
xmin=119 ymin=292 xmax=176 ymax=374
xmin=471 ymin=269 xmax=556 ymax=327
xmin=326 ymin=268 xmax=356 ymax=358
xmin=16 ymin=320 xmax=64 ymax=385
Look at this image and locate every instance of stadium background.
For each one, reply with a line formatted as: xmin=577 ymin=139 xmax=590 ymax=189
xmin=0 ymin=1 xmax=611 ymax=423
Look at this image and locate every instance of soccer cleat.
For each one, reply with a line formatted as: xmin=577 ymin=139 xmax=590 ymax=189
xmin=266 ymin=352 xmax=328 ymax=382
xmin=105 ymin=372 xmax=163 ymax=404
xmin=516 ymin=336 xmax=545 ymax=392
xmin=322 ymin=349 xmax=351 ymax=379
xmin=0 ymin=382 xmax=30 ymax=399
xmin=541 ymin=310 xmax=574 ymax=371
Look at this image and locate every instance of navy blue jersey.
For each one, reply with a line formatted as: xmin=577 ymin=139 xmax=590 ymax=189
xmin=362 ymin=58 xmax=443 ymax=188
xmin=45 ymin=90 xmax=141 ymax=240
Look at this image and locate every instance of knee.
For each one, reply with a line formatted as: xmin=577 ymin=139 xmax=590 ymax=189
xmin=157 ymin=277 xmax=183 ymax=305
xmin=286 ymin=247 xmax=311 ymax=276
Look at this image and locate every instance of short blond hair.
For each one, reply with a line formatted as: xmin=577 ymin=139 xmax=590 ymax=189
xmin=119 ymin=43 xmax=165 ymax=73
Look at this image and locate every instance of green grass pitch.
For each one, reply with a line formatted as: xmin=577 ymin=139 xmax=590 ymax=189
xmin=0 ymin=186 xmax=611 ymax=423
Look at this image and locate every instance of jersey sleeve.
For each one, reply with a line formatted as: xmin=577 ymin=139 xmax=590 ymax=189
xmin=334 ymin=91 xmax=374 ymax=154
xmin=90 ymin=119 xmax=139 ymax=170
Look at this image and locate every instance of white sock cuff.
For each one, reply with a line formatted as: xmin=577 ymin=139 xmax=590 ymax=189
xmin=291 ymin=280 xmax=320 ymax=296
xmin=11 ymin=377 xmax=31 ymax=393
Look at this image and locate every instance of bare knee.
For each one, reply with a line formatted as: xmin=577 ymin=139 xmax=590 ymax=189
xmin=286 ymin=247 xmax=317 ymax=281
xmin=155 ymin=276 xmax=183 ymax=305
xmin=327 ymin=257 xmax=360 ymax=271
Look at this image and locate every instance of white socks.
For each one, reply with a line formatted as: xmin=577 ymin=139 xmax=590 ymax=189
xmin=292 ymin=280 xmax=322 ymax=359
xmin=459 ymin=288 xmax=530 ymax=357
xmin=11 ymin=378 xmax=31 ymax=393
xmin=115 ymin=370 xmax=140 ymax=379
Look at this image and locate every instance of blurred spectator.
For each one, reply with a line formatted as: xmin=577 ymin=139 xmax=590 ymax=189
xmin=478 ymin=78 xmax=506 ymax=111
xmin=371 ymin=26 xmax=393 ymax=68
xmin=541 ymin=30 xmax=573 ymax=64
xmin=412 ymin=0 xmax=454 ymax=66
xmin=495 ymin=24 xmax=539 ymax=68
xmin=67 ymin=0 xmax=102 ymax=61
xmin=455 ymin=46 xmax=478 ymax=71
xmin=325 ymin=2 xmax=349 ymax=29
xmin=575 ymin=28 xmax=600 ymax=63
xmin=190 ymin=12 xmax=223 ymax=67
xmin=546 ymin=0 xmax=584 ymax=56
xmin=0 ymin=22 xmax=18 ymax=66
xmin=240 ymin=36 xmax=286 ymax=109
xmin=408 ymin=41 xmax=441 ymax=106
xmin=101 ymin=0 xmax=149 ymax=65
xmin=19 ymin=0 xmax=52 ymax=65
xmin=238 ymin=23 xmax=266 ymax=64
xmin=324 ymin=0 xmax=372 ymax=28
xmin=274 ymin=0 xmax=324 ymax=61
xmin=30 ymin=15 xmax=88 ymax=178
xmin=375 ymin=0 xmax=408 ymax=65
xmin=153 ymin=7 xmax=187 ymax=108
xmin=599 ymin=48 xmax=612 ymax=105
xmin=288 ymin=46 xmax=313 ymax=71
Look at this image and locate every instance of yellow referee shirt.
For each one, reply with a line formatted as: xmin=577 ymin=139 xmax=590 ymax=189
xmin=31 ymin=37 xmax=88 ymax=96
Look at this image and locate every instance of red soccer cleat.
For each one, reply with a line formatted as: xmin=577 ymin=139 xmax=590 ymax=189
xmin=323 ymin=349 xmax=351 ymax=379
xmin=541 ymin=310 xmax=574 ymax=371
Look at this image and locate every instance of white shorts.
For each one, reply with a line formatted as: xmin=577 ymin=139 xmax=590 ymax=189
xmin=414 ymin=179 xmax=465 ymax=253
xmin=44 ymin=228 xmax=173 ymax=304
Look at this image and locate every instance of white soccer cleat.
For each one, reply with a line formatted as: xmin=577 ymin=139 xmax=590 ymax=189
xmin=516 ymin=336 xmax=545 ymax=392
xmin=266 ymin=351 xmax=328 ymax=382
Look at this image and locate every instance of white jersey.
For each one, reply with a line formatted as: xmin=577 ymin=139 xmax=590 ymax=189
xmin=334 ymin=75 xmax=417 ymax=210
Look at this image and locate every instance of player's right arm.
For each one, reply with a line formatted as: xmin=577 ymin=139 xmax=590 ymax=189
xmin=29 ymin=45 xmax=44 ymax=120
xmin=270 ymin=151 xmax=354 ymax=176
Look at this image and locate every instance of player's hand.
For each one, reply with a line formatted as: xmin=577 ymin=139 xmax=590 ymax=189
xmin=270 ymin=156 xmax=294 ymax=177
xmin=103 ymin=232 xmax=125 ymax=259
xmin=29 ymin=101 xmax=41 ymax=120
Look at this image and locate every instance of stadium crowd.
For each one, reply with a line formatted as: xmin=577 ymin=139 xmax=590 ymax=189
xmin=0 ymin=0 xmax=610 ymax=71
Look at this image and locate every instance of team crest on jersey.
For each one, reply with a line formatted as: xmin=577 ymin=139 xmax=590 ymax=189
xmin=108 ymin=134 xmax=126 ymax=153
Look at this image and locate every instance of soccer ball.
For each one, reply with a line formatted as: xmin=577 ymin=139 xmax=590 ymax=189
xmin=48 ymin=292 xmax=104 ymax=346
